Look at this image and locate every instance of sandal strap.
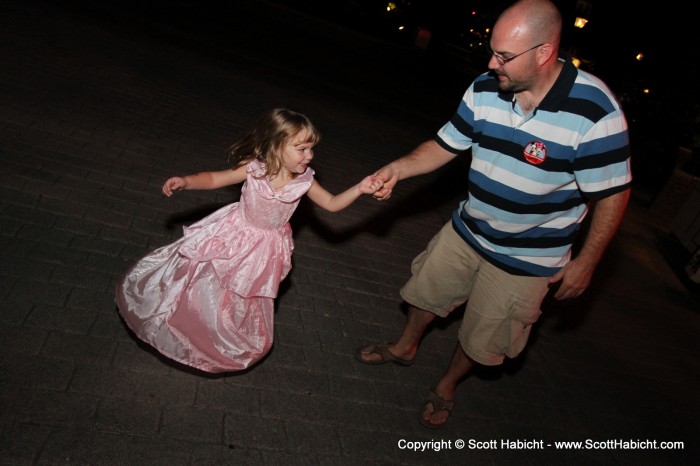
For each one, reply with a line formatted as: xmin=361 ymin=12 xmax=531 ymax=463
xmin=427 ymin=389 xmax=454 ymax=412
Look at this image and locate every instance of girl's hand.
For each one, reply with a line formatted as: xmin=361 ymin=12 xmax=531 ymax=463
xmin=358 ymin=175 xmax=383 ymax=195
xmin=162 ymin=177 xmax=186 ymax=197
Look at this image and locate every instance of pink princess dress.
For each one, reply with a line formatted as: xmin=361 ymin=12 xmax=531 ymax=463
xmin=115 ymin=159 xmax=314 ymax=373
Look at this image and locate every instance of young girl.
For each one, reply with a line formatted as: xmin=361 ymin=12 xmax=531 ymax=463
xmin=115 ymin=108 xmax=381 ymax=373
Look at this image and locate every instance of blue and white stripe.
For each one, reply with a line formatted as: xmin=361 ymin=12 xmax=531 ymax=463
xmin=437 ymin=58 xmax=632 ymax=276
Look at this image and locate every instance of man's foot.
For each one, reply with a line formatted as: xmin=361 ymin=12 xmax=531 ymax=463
xmin=418 ymin=389 xmax=454 ymax=429
xmin=354 ymin=343 xmax=415 ymax=366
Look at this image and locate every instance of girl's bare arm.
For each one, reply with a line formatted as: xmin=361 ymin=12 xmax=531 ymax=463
xmin=305 ymin=175 xmax=381 ymax=212
xmin=162 ymin=164 xmax=248 ymax=196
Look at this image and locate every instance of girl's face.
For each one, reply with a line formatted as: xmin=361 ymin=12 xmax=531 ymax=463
xmin=280 ymin=129 xmax=315 ymax=177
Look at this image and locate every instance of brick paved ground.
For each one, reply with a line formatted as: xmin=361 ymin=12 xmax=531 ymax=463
xmin=1 ymin=1 xmax=698 ymax=464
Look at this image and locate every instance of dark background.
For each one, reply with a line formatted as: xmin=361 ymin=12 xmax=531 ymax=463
xmin=51 ymin=0 xmax=700 ymax=203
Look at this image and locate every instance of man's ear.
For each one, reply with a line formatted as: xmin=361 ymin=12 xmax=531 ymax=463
xmin=538 ymin=43 xmax=554 ymax=64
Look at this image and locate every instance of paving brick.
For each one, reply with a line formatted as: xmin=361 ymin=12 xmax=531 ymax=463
xmin=94 ymin=398 xmax=162 ymax=436
xmin=1 ymin=352 xmax=75 ymax=391
xmin=0 ymin=298 xmax=32 ymax=324
xmin=25 ymin=304 xmax=97 ymax=334
xmin=37 ymin=428 xmax=128 ymax=465
xmin=7 ymin=241 xmax=87 ymax=267
xmin=42 ymin=332 xmax=117 ymax=367
xmin=0 ymin=254 xmax=54 ymax=281
xmin=9 ymin=278 xmax=71 ymax=306
xmin=223 ymin=414 xmax=288 ymax=451
xmin=161 ymin=405 xmax=225 ymax=443
xmin=264 ymin=343 xmax=307 ymax=371
xmin=195 ymin=380 xmax=261 ymax=414
xmin=16 ymin=224 xmax=74 ymax=246
xmin=336 ymin=428 xmax=398 ymax=462
xmin=275 ymin=324 xmax=322 ymax=351
xmin=53 ymin=216 xmax=102 ymax=237
xmin=191 ymin=444 xmax=265 ymax=466
xmin=2 ymin=203 xmax=57 ymax=226
xmin=85 ymin=251 xmax=137 ymax=275
xmin=0 ymin=188 xmax=36 ymax=208
xmin=123 ymin=435 xmax=200 ymax=465
xmin=285 ymin=420 xmax=341 ymax=455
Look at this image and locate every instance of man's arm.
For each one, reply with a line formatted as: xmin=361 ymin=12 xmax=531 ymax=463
xmin=548 ymin=188 xmax=631 ymax=299
xmin=373 ymin=139 xmax=457 ymax=200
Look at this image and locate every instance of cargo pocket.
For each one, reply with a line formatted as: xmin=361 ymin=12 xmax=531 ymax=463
xmin=505 ymin=296 xmax=543 ymax=358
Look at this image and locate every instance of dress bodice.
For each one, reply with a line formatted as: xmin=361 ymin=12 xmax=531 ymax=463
xmin=239 ymin=159 xmax=315 ymax=229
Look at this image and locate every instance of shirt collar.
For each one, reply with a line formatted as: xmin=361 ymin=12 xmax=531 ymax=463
xmin=497 ymin=50 xmax=577 ymax=113
xmin=538 ymin=51 xmax=577 ymax=111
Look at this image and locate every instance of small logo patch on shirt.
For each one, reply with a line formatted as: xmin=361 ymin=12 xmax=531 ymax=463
xmin=523 ymin=141 xmax=547 ymax=165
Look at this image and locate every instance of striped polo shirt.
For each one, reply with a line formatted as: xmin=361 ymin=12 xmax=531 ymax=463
xmin=436 ymin=57 xmax=632 ymax=276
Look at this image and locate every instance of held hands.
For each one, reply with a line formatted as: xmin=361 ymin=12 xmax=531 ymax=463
xmin=371 ymin=164 xmax=398 ymax=201
xmin=162 ymin=177 xmax=187 ymax=197
xmin=358 ymin=175 xmax=384 ymax=195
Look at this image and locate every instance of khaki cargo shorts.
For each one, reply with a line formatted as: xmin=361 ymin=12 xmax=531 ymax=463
xmin=400 ymin=222 xmax=550 ymax=366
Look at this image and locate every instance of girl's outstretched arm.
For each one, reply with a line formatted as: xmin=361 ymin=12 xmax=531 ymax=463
xmin=162 ymin=164 xmax=248 ymax=197
xmin=306 ymin=175 xmax=382 ymax=212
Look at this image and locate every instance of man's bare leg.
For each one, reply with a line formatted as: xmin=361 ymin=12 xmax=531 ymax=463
xmin=356 ymin=305 xmax=435 ymax=363
xmin=420 ymin=343 xmax=476 ymax=427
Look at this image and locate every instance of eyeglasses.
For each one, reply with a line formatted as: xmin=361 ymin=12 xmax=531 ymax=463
xmin=488 ymin=43 xmax=543 ymax=66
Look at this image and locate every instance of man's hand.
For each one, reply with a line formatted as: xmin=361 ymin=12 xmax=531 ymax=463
xmin=548 ymin=256 xmax=595 ymax=300
xmin=549 ymin=189 xmax=630 ymax=300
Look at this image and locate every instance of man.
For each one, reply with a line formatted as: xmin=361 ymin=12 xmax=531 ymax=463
xmin=355 ymin=0 xmax=632 ymax=429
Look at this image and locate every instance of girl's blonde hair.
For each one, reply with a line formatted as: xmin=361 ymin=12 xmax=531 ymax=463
xmin=226 ymin=108 xmax=320 ymax=178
